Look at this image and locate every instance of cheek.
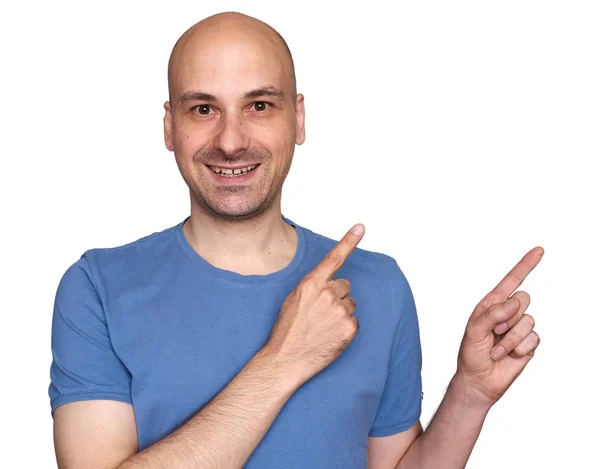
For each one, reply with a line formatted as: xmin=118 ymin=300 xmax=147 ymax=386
xmin=174 ymin=127 xmax=193 ymax=149
xmin=257 ymin=119 xmax=296 ymax=157
xmin=172 ymin=116 xmax=201 ymax=147
xmin=172 ymin=134 xmax=201 ymax=176
xmin=173 ymin=129 xmax=204 ymax=164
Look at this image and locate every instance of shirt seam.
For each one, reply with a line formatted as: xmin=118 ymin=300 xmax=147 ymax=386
xmin=80 ymin=254 xmax=134 ymax=378
xmin=176 ymin=225 xmax=309 ymax=287
xmin=370 ymin=413 xmax=420 ymax=435
xmin=88 ymin=224 xmax=179 ymax=253
xmin=51 ymin=389 xmax=131 ymax=404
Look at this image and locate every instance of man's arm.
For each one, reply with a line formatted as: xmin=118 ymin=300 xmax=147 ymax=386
xmin=392 ymin=374 xmax=490 ymax=469
xmin=54 ymin=226 xmax=366 ymax=469
xmin=392 ymin=247 xmax=543 ymax=469
xmin=55 ymin=347 xmax=301 ymax=469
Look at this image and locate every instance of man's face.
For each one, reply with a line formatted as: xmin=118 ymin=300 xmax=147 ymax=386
xmin=164 ymin=34 xmax=305 ymax=219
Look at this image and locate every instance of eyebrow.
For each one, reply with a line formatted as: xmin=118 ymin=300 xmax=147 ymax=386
xmin=179 ymin=86 xmax=287 ymax=104
xmin=244 ymin=86 xmax=286 ymax=101
xmin=179 ymin=91 xmax=217 ymax=103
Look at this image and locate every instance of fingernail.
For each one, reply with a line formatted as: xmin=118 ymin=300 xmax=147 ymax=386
xmin=491 ymin=345 xmax=505 ymax=360
xmin=351 ymin=224 xmax=365 ymax=236
xmin=505 ymin=298 xmax=518 ymax=311
xmin=495 ymin=322 xmax=509 ymax=334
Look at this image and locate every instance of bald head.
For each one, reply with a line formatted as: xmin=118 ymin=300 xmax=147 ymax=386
xmin=167 ymin=12 xmax=296 ymax=103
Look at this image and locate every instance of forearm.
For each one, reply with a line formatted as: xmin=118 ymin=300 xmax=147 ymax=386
xmin=117 ymin=347 xmax=300 ymax=469
xmin=396 ymin=374 xmax=491 ymax=469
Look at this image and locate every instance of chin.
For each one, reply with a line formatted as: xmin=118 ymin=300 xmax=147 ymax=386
xmin=188 ymin=174 xmax=281 ymax=220
xmin=212 ymin=207 xmax=264 ymax=219
xmin=197 ymin=195 xmax=272 ymax=220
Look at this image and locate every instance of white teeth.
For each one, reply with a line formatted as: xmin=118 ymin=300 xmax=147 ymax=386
xmin=210 ymin=164 xmax=258 ymax=177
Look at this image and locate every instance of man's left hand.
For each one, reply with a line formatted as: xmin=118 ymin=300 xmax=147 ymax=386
xmin=456 ymin=246 xmax=544 ymax=407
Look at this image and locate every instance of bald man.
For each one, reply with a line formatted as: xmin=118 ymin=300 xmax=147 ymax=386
xmin=49 ymin=12 xmax=542 ymax=469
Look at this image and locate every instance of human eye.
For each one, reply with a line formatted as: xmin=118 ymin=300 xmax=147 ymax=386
xmin=249 ymin=101 xmax=271 ymax=112
xmin=192 ymin=104 xmax=215 ymax=116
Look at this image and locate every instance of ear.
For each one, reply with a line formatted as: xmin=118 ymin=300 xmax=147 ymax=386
xmin=163 ymin=101 xmax=174 ymax=151
xmin=295 ymin=93 xmax=305 ymax=145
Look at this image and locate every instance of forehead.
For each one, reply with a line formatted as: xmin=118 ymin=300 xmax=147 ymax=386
xmin=173 ymin=34 xmax=289 ymax=99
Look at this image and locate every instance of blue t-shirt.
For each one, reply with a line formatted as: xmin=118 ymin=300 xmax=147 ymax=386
xmin=48 ymin=216 xmax=422 ymax=468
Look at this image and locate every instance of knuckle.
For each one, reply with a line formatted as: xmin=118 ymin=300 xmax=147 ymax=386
xmin=505 ymin=271 xmax=524 ymax=286
xmin=522 ymin=314 xmax=535 ymax=329
xmin=325 ymin=251 xmax=342 ymax=268
xmin=499 ymin=327 xmax=521 ymax=349
xmin=334 ymin=302 xmax=347 ymax=315
xmin=299 ymin=275 xmax=316 ymax=290
xmin=322 ymin=287 xmax=337 ymax=303
xmin=505 ymin=324 xmax=523 ymax=341
xmin=480 ymin=293 xmax=502 ymax=311
xmin=345 ymin=317 xmax=358 ymax=336
xmin=504 ymin=335 xmax=520 ymax=349
xmin=484 ymin=303 xmax=504 ymax=321
xmin=333 ymin=278 xmax=349 ymax=291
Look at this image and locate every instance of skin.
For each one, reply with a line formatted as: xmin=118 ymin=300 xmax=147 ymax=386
xmin=53 ymin=11 xmax=543 ymax=469
xmin=393 ymin=246 xmax=544 ymax=469
xmin=163 ymin=12 xmax=305 ymax=275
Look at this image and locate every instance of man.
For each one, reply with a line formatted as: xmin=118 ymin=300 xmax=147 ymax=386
xmin=49 ymin=11 xmax=543 ymax=469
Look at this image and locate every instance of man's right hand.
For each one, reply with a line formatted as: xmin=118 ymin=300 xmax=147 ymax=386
xmin=263 ymin=223 xmax=366 ymax=386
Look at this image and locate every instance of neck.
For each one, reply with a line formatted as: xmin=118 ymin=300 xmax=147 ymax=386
xmin=182 ymin=197 xmax=298 ymax=276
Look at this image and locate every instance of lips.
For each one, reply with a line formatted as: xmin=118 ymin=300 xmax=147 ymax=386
xmin=204 ymin=162 xmax=261 ymax=183
xmin=208 ymin=164 xmax=259 ymax=176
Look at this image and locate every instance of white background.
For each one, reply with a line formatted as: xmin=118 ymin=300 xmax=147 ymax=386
xmin=1 ymin=1 xmax=598 ymax=467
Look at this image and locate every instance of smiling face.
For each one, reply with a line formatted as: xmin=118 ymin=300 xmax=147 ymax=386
xmin=164 ymin=13 xmax=305 ymax=220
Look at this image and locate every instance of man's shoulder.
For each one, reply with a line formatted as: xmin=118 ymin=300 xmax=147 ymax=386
xmin=299 ymin=223 xmax=406 ymax=282
xmin=71 ymin=220 xmax=183 ymax=280
xmin=87 ymin=220 xmax=180 ymax=255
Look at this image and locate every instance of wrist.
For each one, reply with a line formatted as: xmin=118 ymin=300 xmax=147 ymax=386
xmin=253 ymin=345 xmax=305 ymax=395
xmin=448 ymin=373 xmax=495 ymax=416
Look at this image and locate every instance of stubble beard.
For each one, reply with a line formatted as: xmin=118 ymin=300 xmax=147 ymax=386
xmin=185 ymin=148 xmax=293 ymax=221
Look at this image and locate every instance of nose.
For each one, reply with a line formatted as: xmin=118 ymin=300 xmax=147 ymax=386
xmin=213 ymin=112 xmax=249 ymax=157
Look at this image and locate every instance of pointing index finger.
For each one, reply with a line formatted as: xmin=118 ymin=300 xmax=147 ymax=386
xmin=313 ymin=224 xmax=365 ymax=280
xmin=492 ymin=246 xmax=544 ymax=297
xmin=476 ymin=246 xmax=544 ymax=314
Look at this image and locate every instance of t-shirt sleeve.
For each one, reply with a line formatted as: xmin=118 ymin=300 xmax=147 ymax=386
xmin=369 ymin=260 xmax=423 ymax=437
xmin=48 ymin=253 xmax=132 ymax=417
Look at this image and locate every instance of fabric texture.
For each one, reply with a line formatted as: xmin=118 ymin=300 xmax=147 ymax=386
xmin=48 ymin=216 xmax=422 ymax=468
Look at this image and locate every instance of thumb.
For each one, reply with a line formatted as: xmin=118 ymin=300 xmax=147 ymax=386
xmin=467 ymin=297 xmax=521 ymax=342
